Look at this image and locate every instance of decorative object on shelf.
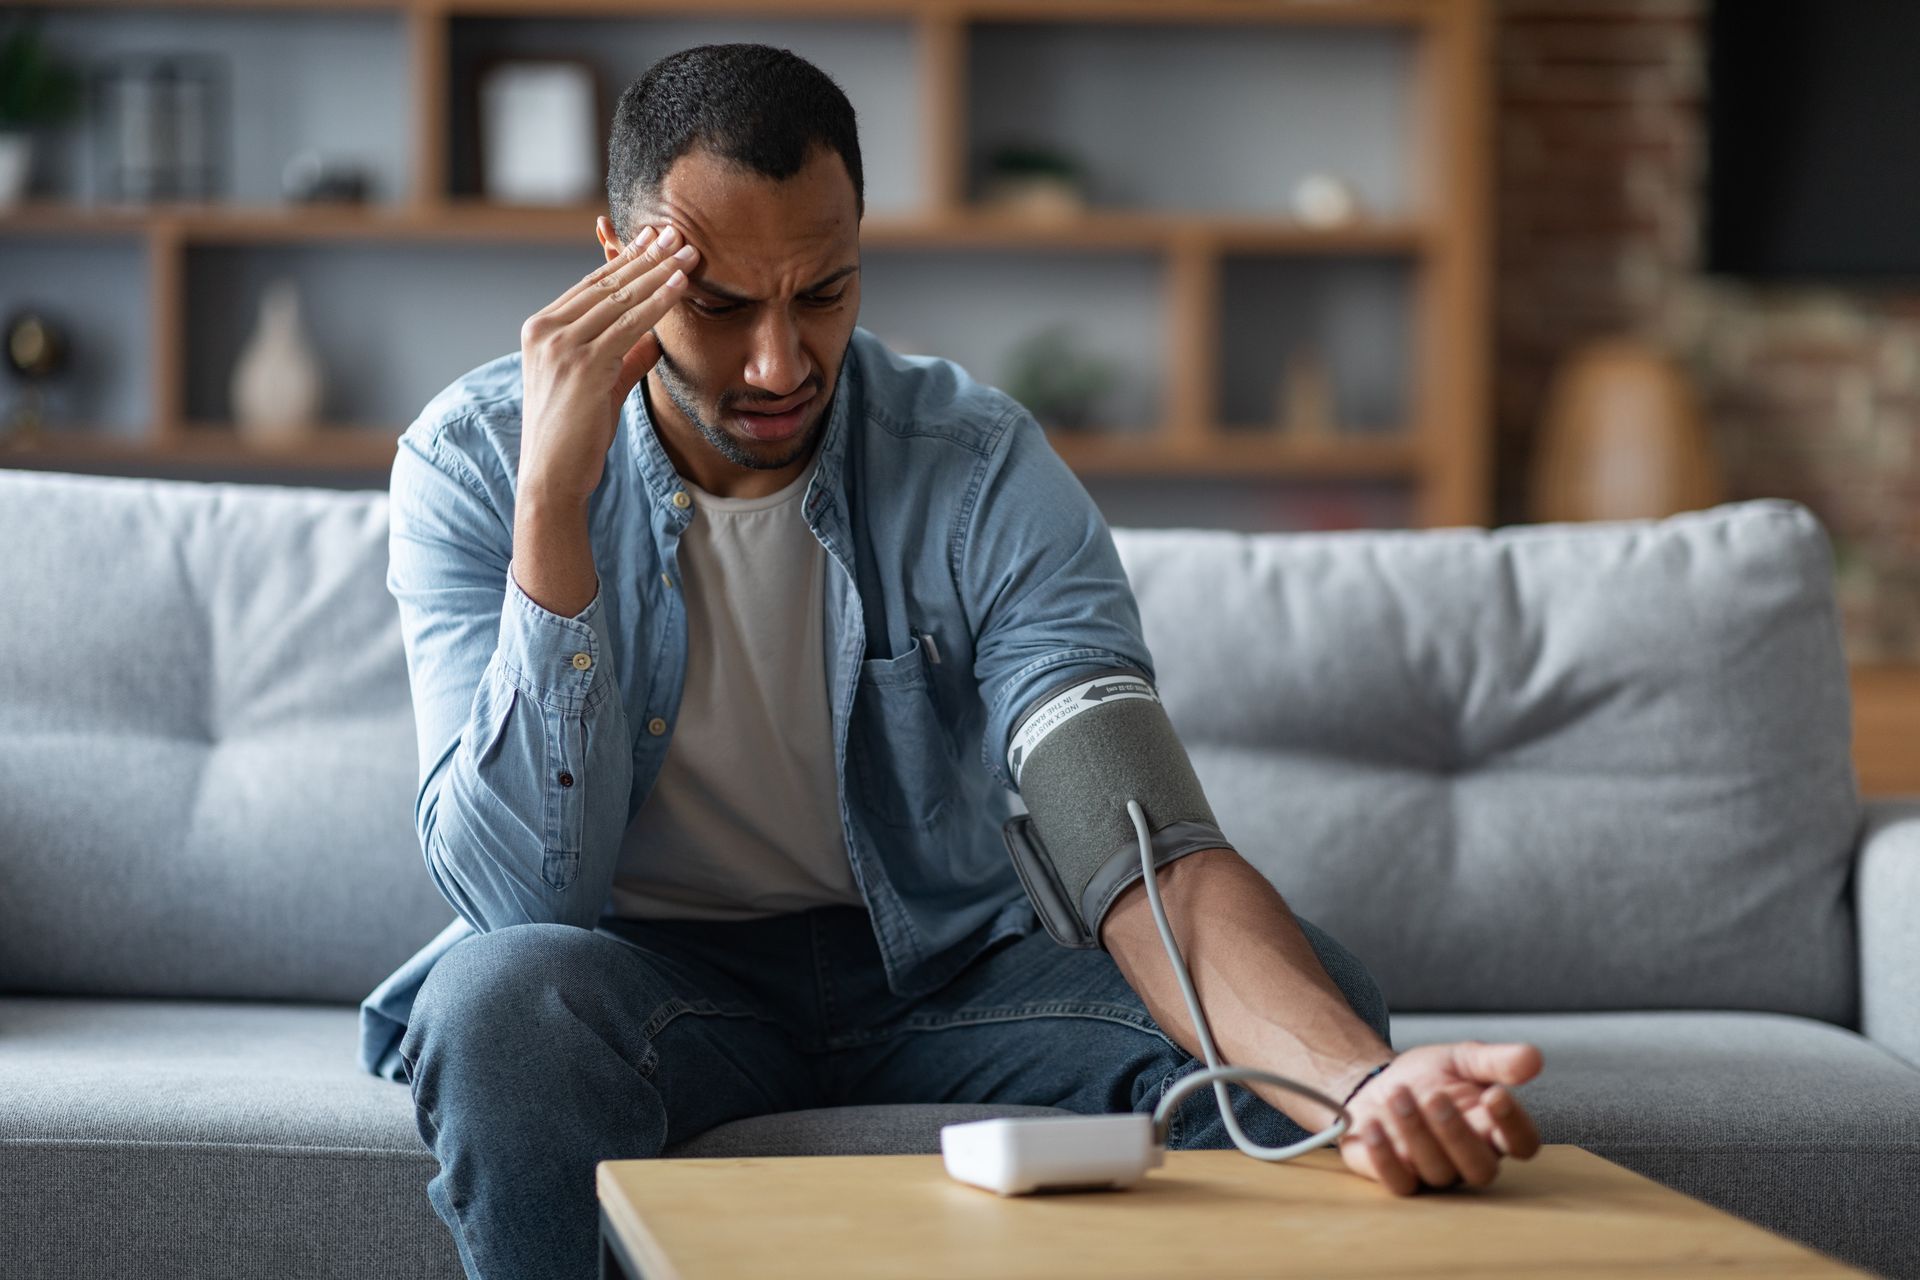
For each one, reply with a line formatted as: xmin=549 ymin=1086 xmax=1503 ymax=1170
xmin=1003 ymin=325 xmax=1117 ymax=431
xmin=1530 ymin=336 xmax=1724 ymax=523
xmin=0 ymin=15 xmax=83 ymax=210
xmin=91 ymin=53 xmax=227 ymax=203
xmin=1277 ymin=346 xmax=1336 ymax=438
xmin=981 ymin=144 xmax=1087 ymax=221
xmin=281 ymin=148 xmax=374 ymax=204
xmin=231 ymin=278 xmax=323 ymax=451
xmin=477 ymin=57 xmax=603 ymax=205
xmin=1291 ymin=172 xmax=1362 ymax=228
xmin=2 ymin=306 xmax=72 ymax=448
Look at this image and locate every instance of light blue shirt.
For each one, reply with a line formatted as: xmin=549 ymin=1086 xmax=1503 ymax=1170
xmin=357 ymin=325 xmax=1156 ymax=1080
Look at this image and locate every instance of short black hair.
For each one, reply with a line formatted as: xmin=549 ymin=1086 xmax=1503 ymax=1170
xmin=605 ymin=43 xmax=864 ymax=240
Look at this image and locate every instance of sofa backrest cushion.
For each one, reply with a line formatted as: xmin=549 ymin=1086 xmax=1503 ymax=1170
xmin=0 ymin=472 xmax=1862 ymax=1023
xmin=0 ymin=469 xmax=448 ymax=1003
xmin=1113 ymin=499 xmax=1861 ymax=1025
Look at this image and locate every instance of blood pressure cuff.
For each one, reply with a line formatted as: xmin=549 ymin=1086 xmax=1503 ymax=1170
xmin=1002 ymin=669 xmax=1236 ymax=950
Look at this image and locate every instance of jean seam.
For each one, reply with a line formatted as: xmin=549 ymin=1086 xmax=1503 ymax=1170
xmin=636 ymin=997 xmax=788 ymax=1079
xmin=822 ymin=1003 xmax=1181 ymax=1054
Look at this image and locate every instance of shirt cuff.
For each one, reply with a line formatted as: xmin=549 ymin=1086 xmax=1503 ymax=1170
xmin=494 ymin=561 xmax=611 ymax=711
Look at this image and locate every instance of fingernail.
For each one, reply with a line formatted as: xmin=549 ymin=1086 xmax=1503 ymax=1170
xmin=658 ymin=225 xmax=681 ymax=247
xmin=673 ymin=243 xmax=698 ymax=261
xmin=666 ymin=269 xmax=686 ymax=287
xmin=629 ymin=227 xmax=654 ymax=250
xmin=1392 ymin=1090 xmax=1417 ymax=1117
xmin=1365 ymin=1127 xmax=1386 ymax=1146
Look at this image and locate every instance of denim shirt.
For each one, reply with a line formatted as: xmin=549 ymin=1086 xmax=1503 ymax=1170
xmin=356 ymin=325 xmax=1156 ymax=1081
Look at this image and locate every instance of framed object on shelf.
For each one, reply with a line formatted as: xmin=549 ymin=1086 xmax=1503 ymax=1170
xmin=474 ymin=56 xmax=603 ymax=206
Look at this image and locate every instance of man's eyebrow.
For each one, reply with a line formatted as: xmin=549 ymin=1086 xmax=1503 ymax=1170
xmin=692 ymin=264 xmax=859 ymax=305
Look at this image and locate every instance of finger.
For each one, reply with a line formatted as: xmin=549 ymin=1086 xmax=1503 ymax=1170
xmin=1483 ymin=1084 xmax=1543 ymax=1160
xmin=546 ymin=224 xmax=659 ymax=317
xmin=1455 ymin=1041 xmax=1544 ymax=1087
xmin=1356 ymin=1122 xmax=1418 ymax=1196
xmin=576 ymin=242 xmax=699 ymax=345
xmin=1459 ymin=1099 xmax=1512 ymax=1155
xmin=1420 ymin=1091 xmax=1501 ymax=1188
xmin=1382 ymin=1087 xmax=1459 ymax=1189
xmin=552 ymin=224 xmax=689 ymax=330
xmin=585 ymin=257 xmax=693 ymax=361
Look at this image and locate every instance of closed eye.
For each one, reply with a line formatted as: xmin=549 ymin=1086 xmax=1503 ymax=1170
xmin=685 ymin=290 xmax=846 ymax=318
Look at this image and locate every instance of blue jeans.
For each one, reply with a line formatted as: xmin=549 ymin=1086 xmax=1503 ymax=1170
xmin=398 ymin=901 xmax=1393 ymax=1280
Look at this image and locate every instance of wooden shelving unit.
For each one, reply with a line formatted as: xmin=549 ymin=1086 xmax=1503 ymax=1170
xmin=1 ymin=0 xmax=1492 ymax=527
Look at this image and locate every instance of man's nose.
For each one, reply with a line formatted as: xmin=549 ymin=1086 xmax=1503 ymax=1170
xmin=743 ymin=307 xmax=810 ymax=395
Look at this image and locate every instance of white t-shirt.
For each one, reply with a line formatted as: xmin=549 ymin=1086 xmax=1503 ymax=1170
xmin=608 ymin=455 xmax=866 ymax=920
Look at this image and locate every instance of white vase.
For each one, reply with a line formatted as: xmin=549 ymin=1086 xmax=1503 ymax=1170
xmin=0 ymin=132 xmax=33 ymax=209
xmin=231 ymin=277 xmax=322 ymax=449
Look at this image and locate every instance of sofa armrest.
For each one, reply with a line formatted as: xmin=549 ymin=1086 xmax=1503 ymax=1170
xmin=1858 ymin=799 xmax=1920 ymax=1070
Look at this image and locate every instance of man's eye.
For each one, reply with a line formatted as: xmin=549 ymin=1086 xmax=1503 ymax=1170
xmin=688 ymin=299 xmax=739 ymax=317
xmin=805 ymin=291 xmax=846 ymax=306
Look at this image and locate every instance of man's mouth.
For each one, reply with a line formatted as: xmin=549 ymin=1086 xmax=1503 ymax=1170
xmin=731 ymin=389 xmax=816 ymax=442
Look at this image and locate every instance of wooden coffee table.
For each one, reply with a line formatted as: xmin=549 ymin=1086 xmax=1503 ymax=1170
xmin=596 ymin=1145 xmax=1867 ymax=1278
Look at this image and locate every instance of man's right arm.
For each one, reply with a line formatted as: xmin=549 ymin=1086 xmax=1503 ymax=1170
xmin=387 ymin=422 xmax=633 ymax=933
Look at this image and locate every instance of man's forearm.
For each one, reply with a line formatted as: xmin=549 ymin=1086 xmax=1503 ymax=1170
xmin=1100 ymin=846 xmax=1394 ymax=1135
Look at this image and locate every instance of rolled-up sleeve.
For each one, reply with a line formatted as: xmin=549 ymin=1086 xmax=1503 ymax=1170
xmin=386 ymin=419 xmax=634 ymax=932
xmin=954 ymin=401 xmax=1157 ymax=792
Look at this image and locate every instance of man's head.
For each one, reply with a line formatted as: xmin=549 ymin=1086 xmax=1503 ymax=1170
xmin=597 ymin=44 xmax=864 ymax=497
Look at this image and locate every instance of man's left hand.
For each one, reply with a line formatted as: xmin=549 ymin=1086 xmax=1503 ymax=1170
xmin=1335 ymin=1041 xmax=1545 ymax=1195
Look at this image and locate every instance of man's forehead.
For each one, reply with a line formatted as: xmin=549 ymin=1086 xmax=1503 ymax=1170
xmin=644 ymin=147 xmax=856 ymax=244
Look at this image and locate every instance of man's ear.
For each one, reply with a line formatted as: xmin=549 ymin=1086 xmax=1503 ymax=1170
xmin=595 ymin=215 xmax=622 ymax=262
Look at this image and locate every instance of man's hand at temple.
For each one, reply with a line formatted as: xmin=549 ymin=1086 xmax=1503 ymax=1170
xmin=1100 ymin=845 xmax=1545 ymax=1195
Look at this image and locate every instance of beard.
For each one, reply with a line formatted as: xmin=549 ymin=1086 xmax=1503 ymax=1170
xmin=651 ymin=340 xmax=837 ymax=472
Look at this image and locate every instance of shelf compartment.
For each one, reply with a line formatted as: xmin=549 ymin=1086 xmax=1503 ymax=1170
xmin=27 ymin=7 xmax=413 ymax=208
xmin=0 ymin=237 xmax=152 ymax=434
xmin=858 ymin=246 xmax=1167 ymax=433
xmin=967 ymin=20 xmax=1418 ymax=217
xmin=1216 ymin=253 xmax=1417 ymax=439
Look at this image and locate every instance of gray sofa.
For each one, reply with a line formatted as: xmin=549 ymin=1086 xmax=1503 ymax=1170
xmin=1 ymin=467 xmax=1916 ymax=1279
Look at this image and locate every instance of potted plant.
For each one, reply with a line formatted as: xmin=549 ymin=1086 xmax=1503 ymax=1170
xmin=0 ymin=15 xmax=83 ymax=209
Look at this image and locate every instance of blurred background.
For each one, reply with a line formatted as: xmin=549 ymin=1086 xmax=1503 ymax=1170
xmin=4 ymin=0 xmax=1919 ymax=785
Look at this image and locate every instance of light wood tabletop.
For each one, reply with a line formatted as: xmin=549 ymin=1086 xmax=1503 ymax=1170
xmin=596 ymin=1144 xmax=1866 ymax=1279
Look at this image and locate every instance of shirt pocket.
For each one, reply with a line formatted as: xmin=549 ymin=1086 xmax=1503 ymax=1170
xmin=850 ymin=634 xmax=958 ymax=832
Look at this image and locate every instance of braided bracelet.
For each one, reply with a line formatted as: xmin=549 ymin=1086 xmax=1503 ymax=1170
xmin=1342 ymin=1059 xmax=1395 ymax=1109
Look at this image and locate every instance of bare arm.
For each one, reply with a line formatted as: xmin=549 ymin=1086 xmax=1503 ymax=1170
xmin=1099 ymin=845 xmax=1393 ymax=1134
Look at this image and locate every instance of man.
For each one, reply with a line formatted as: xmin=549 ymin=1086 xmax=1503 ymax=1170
xmin=360 ymin=43 xmax=1545 ymax=1280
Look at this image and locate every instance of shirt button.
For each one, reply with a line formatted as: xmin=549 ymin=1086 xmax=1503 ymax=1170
xmin=660 ymin=572 xmax=673 ymax=589
xmin=570 ymin=651 xmax=592 ymax=670
xmin=557 ymin=771 xmax=574 ymax=788
xmin=672 ymin=490 xmax=691 ymax=510
xmin=647 ymin=716 xmax=668 ymax=736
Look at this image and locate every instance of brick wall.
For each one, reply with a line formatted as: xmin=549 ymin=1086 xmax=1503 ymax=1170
xmin=1496 ymin=0 xmax=1920 ymax=661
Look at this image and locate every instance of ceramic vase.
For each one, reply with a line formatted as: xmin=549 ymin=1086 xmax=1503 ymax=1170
xmin=231 ymin=277 xmax=322 ymax=449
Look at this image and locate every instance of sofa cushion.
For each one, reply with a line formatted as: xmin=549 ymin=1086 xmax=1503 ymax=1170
xmin=1114 ymin=501 xmax=1862 ymax=1025
xmin=0 ymin=470 xmax=447 ymax=1003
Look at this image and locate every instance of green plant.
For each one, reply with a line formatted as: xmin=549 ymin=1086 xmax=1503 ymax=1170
xmin=987 ymin=143 xmax=1082 ymax=183
xmin=0 ymin=16 xmax=83 ymax=131
xmin=1003 ymin=326 xmax=1117 ymax=431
